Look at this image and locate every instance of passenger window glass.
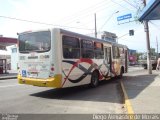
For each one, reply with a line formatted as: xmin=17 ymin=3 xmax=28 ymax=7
xmin=81 ymin=40 xmax=94 ymax=58
xmin=113 ymin=46 xmax=120 ymax=59
xmin=62 ymin=35 xmax=80 ymax=59
xmin=94 ymin=42 xmax=104 ymax=59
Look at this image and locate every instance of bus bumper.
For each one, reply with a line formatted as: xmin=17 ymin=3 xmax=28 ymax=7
xmin=17 ymin=74 xmax=62 ymax=88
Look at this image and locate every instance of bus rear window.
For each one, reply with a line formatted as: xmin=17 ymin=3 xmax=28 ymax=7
xmin=18 ymin=31 xmax=51 ymax=53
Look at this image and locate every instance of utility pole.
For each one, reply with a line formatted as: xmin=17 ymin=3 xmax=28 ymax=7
xmin=143 ymin=0 xmax=152 ymax=74
xmin=94 ymin=13 xmax=97 ymax=38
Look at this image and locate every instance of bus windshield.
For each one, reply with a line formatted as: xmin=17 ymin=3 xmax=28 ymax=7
xmin=18 ymin=31 xmax=51 ymax=53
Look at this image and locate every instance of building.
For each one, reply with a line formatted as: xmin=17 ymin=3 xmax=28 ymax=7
xmin=0 ymin=55 xmax=11 ymax=74
xmin=101 ymin=31 xmax=117 ymax=43
xmin=0 ymin=36 xmax=17 ymax=73
xmin=11 ymin=45 xmax=18 ymax=71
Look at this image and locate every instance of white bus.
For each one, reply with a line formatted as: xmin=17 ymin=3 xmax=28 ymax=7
xmin=17 ymin=28 xmax=128 ymax=88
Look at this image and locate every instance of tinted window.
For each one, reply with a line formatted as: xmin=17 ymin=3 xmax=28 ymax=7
xmin=63 ymin=35 xmax=80 ymax=59
xmin=94 ymin=42 xmax=104 ymax=59
xmin=81 ymin=40 xmax=94 ymax=58
xmin=63 ymin=36 xmax=79 ymax=48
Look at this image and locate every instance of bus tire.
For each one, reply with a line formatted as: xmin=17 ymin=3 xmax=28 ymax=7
xmin=90 ymin=71 xmax=99 ymax=87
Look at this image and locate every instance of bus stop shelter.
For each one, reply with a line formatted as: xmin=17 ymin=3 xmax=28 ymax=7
xmin=138 ymin=0 xmax=160 ymax=74
xmin=0 ymin=37 xmax=17 ymax=74
xmin=139 ymin=0 xmax=160 ymax=21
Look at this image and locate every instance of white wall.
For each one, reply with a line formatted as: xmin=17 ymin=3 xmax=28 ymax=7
xmin=11 ymin=46 xmax=18 ymax=70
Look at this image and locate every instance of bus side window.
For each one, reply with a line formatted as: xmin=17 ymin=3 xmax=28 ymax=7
xmin=113 ymin=46 xmax=120 ymax=59
xmin=62 ymin=35 xmax=80 ymax=59
xmin=94 ymin=42 xmax=104 ymax=59
xmin=107 ymin=47 xmax=111 ymax=63
xmin=81 ymin=39 xmax=94 ymax=58
xmin=119 ymin=47 xmax=124 ymax=58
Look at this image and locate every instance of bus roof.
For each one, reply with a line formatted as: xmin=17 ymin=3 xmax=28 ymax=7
xmin=18 ymin=28 xmax=128 ymax=49
xmin=58 ymin=28 xmax=128 ymax=49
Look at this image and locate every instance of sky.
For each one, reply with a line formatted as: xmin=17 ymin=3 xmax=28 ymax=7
xmin=0 ymin=0 xmax=160 ymax=54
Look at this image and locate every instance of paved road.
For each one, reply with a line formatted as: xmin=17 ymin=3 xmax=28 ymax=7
xmin=0 ymin=78 xmax=124 ymax=114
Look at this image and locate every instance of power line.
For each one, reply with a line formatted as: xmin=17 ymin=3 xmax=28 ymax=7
xmin=66 ymin=2 xmax=119 ymax=27
xmin=122 ymin=0 xmax=138 ymax=9
xmin=149 ymin=21 xmax=160 ymax=31
xmin=59 ymin=0 xmax=126 ymax=26
xmin=98 ymin=11 xmax=119 ymax=31
xmin=55 ymin=0 xmax=110 ymax=25
xmin=64 ymin=0 xmax=128 ymax=30
xmin=0 ymin=1 xmax=123 ymax=33
xmin=110 ymin=0 xmax=132 ymax=11
xmin=0 ymin=15 xmax=94 ymax=30
xmin=117 ymin=33 xmax=129 ymax=39
xmin=61 ymin=0 xmax=113 ymax=26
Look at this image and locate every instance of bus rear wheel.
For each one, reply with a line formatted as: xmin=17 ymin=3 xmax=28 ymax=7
xmin=90 ymin=71 xmax=99 ymax=87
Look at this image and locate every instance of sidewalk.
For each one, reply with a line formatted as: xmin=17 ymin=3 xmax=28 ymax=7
xmin=0 ymin=70 xmax=17 ymax=80
xmin=122 ymin=69 xmax=160 ymax=113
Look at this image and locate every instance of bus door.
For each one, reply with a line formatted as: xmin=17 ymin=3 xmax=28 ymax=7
xmin=104 ymin=47 xmax=112 ymax=72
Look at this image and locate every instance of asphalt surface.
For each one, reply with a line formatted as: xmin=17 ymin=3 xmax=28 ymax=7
xmin=2 ymin=66 xmax=159 ymax=120
xmin=0 ymin=78 xmax=124 ymax=115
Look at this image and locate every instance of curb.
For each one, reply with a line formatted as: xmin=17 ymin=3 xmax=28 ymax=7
xmin=120 ymin=80 xmax=135 ymax=119
xmin=0 ymin=76 xmax=17 ymax=80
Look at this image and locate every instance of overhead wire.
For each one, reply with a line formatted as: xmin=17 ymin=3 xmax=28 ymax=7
xmin=63 ymin=0 xmax=127 ymax=30
xmin=0 ymin=0 xmax=141 ymax=36
xmin=122 ymin=0 xmax=138 ymax=9
xmin=69 ymin=2 xmax=119 ymax=28
xmin=55 ymin=0 xmax=110 ymax=25
xmin=110 ymin=0 xmax=132 ymax=11
xmin=96 ymin=0 xmax=139 ymax=33
xmin=62 ymin=2 xmax=115 ymax=25
xmin=0 ymin=0 xmax=111 ymax=33
xmin=0 ymin=15 xmax=94 ymax=30
xmin=0 ymin=0 xmax=118 ymax=33
xmin=60 ymin=0 xmax=119 ymax=32
xmin=55 ymin=0 xmax=134 ymax=26
xmin=63 ymin=0 xmax=131 ymax=26
xmin=149 ymin=21 xmax=160 ymax=31
xmin=98 ymin=11 xmax=119 ymax=32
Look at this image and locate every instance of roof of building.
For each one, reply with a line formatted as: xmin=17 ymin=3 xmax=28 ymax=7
xmin=0 ymin=37 xmax=17 ymax=50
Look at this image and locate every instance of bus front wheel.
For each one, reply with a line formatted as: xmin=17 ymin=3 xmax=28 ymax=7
xmin=90 ymin=71 xmax=99 ymax=87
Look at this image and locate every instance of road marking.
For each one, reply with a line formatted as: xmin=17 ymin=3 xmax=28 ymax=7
xmin=0 ymin=84 xmax=20 ymax=88
xmin=120 ymin=80 xmax=135 ymax=119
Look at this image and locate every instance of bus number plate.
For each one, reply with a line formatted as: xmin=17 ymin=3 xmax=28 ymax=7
xmin=29 ymin=72 xmax=38 ymax=78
